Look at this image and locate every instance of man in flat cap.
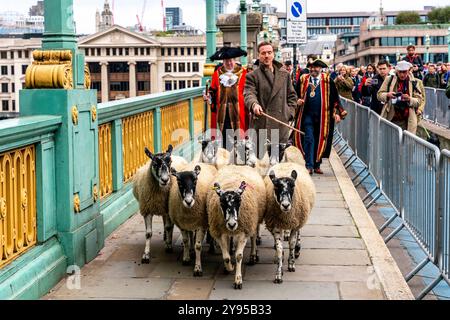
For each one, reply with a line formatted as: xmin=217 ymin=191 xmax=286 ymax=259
xmin=377 ymin=60 xmax=424 ymax=133
xmin=205 ymin=46 xmax=249 ymax=148
xmin=294 ymin=58 xmax=347 ymax=175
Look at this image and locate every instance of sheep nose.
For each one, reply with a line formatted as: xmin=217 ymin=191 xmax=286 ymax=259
xmin=160 ymin=177 xmax=169 ymax=184
xmin=227 ymin=222 xmax=237 ymax=229
xmin=282 ymin=203 xmax=290 ymax=210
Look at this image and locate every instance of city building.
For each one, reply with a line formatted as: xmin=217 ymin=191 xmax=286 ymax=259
xmin=282 ymin=34 xmax=336 ymax=66
xmin=334 ymin=22 xmax=450 ymax=66
xmin=0 ymin=35 xmax=40 ymax=119
xmin=95 ymin=0 xmax=114 ymax=33
xmin=165 ymin=7 xmax=183 ymax=30
xmin=0 ymin=0 xmax=44 ymax=35
xmin=216 ymin=0 xmax=229 ymax=16
xmin=79 ymin=25 xmax=209 ymax=102
xmin=277 ymin=6 xmax=434 ymax=41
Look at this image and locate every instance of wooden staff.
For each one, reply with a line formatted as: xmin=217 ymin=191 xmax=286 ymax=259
xmin=260 ymin=111 xmax=305 ymax=136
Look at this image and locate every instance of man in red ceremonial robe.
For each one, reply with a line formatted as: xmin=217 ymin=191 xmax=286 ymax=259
xmin=205 ymin=47 xmax=248 ymax=148
xmin=293 ymin=59 xmax=347 ymax=174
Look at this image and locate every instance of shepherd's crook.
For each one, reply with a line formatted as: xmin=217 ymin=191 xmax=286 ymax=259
xmin=260 ymin=111 xmax=305 ymax=136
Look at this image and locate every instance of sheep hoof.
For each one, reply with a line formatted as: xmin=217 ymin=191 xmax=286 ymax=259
xmin=247 ymin=255 xmax=258 ymax=266
xmin=273 ymin=277 xmax=283 ymax=284
xmin=288 ymin=266 xmax=296 ymax=272
xmin=141 ymin=255 xmax=151 ymax=264
xmin=256 ymin=237 xmax=262 ymax=246
xmin=234 ymin=282 xmax=243 ymax=290
xmin=165 ymin=246 xmax=174 ymax=253
xmin=193 ymin=270 xmax=203 ymax=277
xmin=182 ymin=259 xmax=191 ymax=266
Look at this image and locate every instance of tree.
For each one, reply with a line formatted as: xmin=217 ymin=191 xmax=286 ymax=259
xmin=395 ymin=11 xmax=422 ymax=25
xmin=427 ymin=6 xmax=450 ymax=24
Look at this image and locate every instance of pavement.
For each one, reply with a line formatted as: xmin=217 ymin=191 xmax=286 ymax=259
xmin=44 ymin=154 xmax=412 ymax=300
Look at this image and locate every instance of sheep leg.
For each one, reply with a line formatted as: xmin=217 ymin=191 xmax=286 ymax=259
xmin=247 ymin=234 xmax=258 ymax=266
xmin=219 ymin=234 xmax=234 ymax=274
xmin=295 ymin=230 xmax=302 ymax=259
xmin=256 ymin=224 xmax=262 ymax=245
xmin=288 ymin=230 xmax=297 ymax=272
xmin=181 ymin=229 xmax=191 ymax=265
xmin=234 ymin=233 xmax=247 ymax=290
xmin=272 ymin=229 xmax=284 ymax=284
xmin=193 ymin=228 xmax=205 ymax=277
xmin=206 ymin=231 xmax=215 ymax=254
xmin=189 ymin=231 xmax=196 ymax=259
xmin=163 ymin=214 xmax=174 ymax=253
xmin=142 ymin=214 xmax=153 ymax=264
xmin=284 ymin=230 xmax=291 ymax=242
xmin=229 ymin=236 xmax=235 ymax=256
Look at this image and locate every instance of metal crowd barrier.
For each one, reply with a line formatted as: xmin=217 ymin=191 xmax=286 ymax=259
xmin=334 ymin=97 xmax=450 ymax=299
xmin=423 ymin=87 xmax=450 ymax=128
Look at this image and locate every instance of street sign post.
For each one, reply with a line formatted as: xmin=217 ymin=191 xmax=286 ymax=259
xmin=286 ymin=0 xmax=307 ymax=45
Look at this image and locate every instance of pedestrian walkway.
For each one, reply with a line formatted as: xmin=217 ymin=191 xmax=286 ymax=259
xmin=44 ymin=152 xmax=413 ymax=300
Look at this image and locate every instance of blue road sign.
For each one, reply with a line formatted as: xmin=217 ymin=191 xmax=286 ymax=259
xmin=291 ymin=1 xmax=303 ymax=18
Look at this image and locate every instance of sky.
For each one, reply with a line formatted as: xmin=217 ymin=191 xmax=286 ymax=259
xmin=1 ymin=0 xmax=449 ymax=34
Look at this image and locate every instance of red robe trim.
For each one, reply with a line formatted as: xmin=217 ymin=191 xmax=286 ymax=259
xmin=293 ymin=73 xmax=333 ymax=161
xmin=209 ymin=66 xmax=248 ymax=138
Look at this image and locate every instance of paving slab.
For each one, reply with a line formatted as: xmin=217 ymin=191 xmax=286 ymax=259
xmin=43 ymin=158 xmax=406 ymax=300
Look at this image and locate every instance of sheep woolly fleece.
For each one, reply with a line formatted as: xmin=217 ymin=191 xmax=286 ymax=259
xmin=169 ymin=162 xmax=218 ymax=231
xmin=264 ymin=162 xmax=316 ymax=231
xmin=133 ymin=155 xmax=188 ymax=217
xmin=206 ymin=165 xmax=266 ymax=239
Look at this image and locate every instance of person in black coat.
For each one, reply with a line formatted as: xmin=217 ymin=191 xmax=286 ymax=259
xmin=403 ymin=45 xmax=424 ymax=80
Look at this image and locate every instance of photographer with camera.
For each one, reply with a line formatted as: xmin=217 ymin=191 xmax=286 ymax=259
xmin=377 ymin=61 xmax=424 ymax=134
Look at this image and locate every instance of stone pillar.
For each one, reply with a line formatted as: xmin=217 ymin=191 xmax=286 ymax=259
xmin=100 ymin=61 xmax=109 ymax=102
xmin=150 ymin=61 xmax=158 ymax=94
xmin=128 ymin=61 xmax=136 ymax=97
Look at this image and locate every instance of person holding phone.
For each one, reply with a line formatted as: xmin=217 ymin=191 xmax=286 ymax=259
xmin=361 ymin=60 xmax=390 ymax=115
xmin=334 ymin=65 xmax=354 ymax=100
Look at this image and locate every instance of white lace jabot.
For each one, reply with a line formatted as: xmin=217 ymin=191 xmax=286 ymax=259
xmin=219 ymin=72 xmax=238 ymax=87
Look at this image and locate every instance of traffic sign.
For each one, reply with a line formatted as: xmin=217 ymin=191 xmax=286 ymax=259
xmin=287 ymin=0 xmax=307 ymax=22
xmin=287 ymin=21 xmax=307 ymax=44
xmin=286 ymin=0 xmax=307 ymax=44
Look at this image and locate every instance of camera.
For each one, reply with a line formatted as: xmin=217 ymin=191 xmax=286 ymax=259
xmin=371 ymin=78 xmax=379 ymax=86
xmin=392 ymin=93 xmax=403 ymax=105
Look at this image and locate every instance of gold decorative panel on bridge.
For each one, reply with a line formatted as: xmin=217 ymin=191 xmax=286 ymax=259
xmin=161 ymin=101 xmax=190 ymax=149
xmin=193 ymin=97 xmax=208 ymax=136
xmin=0 ymin=146 xmax=36 ymax=268
xmin=122 ymin=111 xmax=154 ymax=182
xmin=98 ymin=123 xmax=113 ymax=198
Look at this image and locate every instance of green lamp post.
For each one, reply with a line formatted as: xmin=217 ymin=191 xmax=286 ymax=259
xmin=203 ymin=0 xmax=217 ymax=85
xmin=424 ymin=34 xmax=430 ymax=64
xmin=240 ymin=0 xmax=248 ymax=66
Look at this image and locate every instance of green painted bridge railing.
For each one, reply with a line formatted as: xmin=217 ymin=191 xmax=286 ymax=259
xmin=0 ymin=88 xmax=206 ymax=299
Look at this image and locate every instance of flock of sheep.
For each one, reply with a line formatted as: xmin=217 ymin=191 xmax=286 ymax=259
xmin=132 ymin=136 xmax=316 ymax=289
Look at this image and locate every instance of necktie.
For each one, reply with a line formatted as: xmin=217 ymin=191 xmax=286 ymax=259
xmin=313 ymin=78 xmax=318 ymax=86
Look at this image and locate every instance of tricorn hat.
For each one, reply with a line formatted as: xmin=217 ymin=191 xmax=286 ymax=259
xmin=307 ymin=58 xmax=328 ymax=68
xmin=210 ymin=46 xmax=247 ymax=61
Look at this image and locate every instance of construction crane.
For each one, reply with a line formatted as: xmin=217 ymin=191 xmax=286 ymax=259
xmin=136 ymin=0 xmax=147 ymax=32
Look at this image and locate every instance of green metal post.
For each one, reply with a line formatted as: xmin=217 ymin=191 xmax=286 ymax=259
xmin=425 ymin=34 xmax=430 ymax=64
xmin=154 ymin=107 xmax=162 ymax=153
xmin=20 ymin=0 xmax=103 ymax=268
xmin=112 ymin=119 xmax=124 ymax=192
xmin=240 ymin=0 xmax=248 ymax=66
xmin=203 ymin=0 xmax=217 ymax=85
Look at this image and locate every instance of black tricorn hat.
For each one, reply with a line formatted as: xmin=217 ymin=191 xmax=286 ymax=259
xmin=307 ymin=58 xmax=328 ymax=68
xmin=210 ymin=46 xmax=247 ymax=61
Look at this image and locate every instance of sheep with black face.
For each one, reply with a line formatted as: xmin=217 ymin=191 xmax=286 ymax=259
xmin=264 ymin=162 xmax=316 ymax=284
xmin=132 ymin=145 xmax=188 ymax=263
xmin=207 ymin=164 xmax=266 ymax=289
xmin=198 ymin=136 xmax=230 ymax=170
xmin=168 ymin=162 xmax=217 ymax=276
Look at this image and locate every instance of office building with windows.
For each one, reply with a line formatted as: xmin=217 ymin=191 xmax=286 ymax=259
xmin=165 ymin=7 xmax=183 ymax=30
xmin=334 ymin=21 xmax=449 ymax=66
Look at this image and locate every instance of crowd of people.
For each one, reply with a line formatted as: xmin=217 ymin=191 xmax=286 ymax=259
xmin=203 ymin=43 xmax=450 ymax=175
